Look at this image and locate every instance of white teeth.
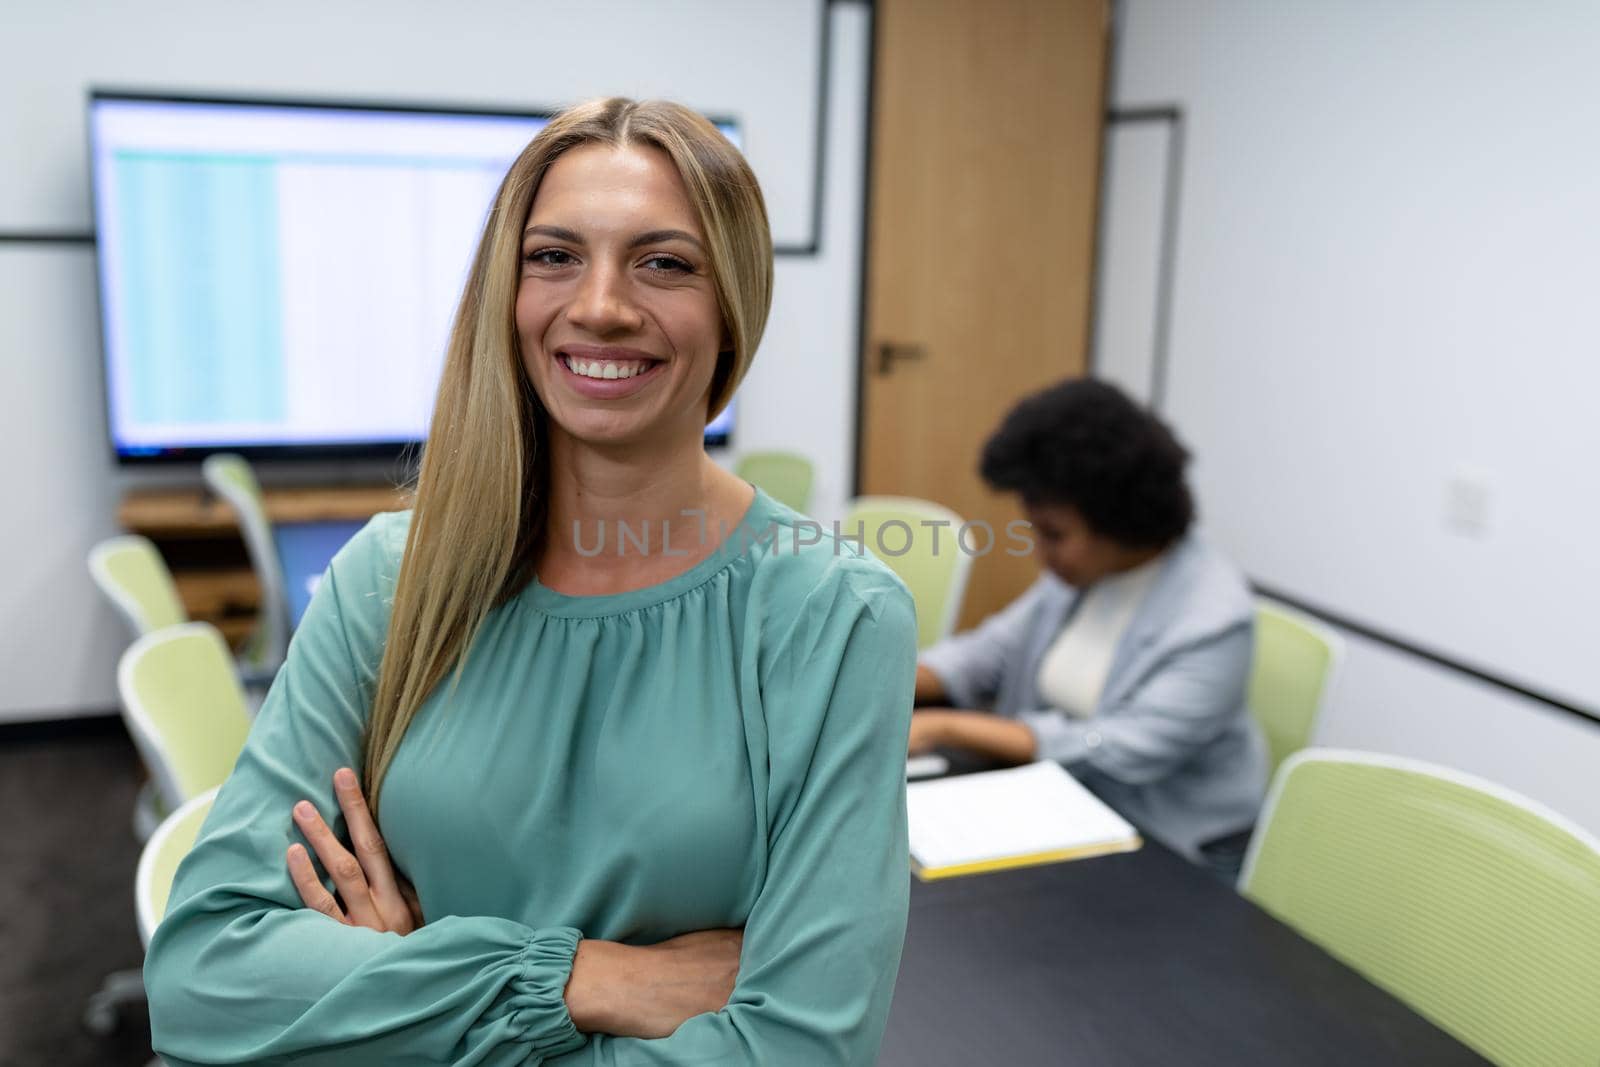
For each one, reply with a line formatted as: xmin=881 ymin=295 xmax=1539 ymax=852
xmin=562 ymin=356 xmax=651 ymax=381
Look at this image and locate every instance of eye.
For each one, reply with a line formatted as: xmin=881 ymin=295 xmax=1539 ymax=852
xmin=641 ymin=253 xmax=693 ymax=273
xmin=524 ymin=248 xmax=576 ymax=268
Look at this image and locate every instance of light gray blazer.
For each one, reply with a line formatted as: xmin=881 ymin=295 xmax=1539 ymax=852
xmin=920 ymin=535 xmax=1268 ymax=860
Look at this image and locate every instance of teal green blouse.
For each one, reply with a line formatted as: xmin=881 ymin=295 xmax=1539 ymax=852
xmin=144 ymin=490 xmax=918 ymax=1066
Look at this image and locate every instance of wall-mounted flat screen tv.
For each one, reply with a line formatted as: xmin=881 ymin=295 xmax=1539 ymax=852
xmin=89 ymin=92 xmax=739 ymax=463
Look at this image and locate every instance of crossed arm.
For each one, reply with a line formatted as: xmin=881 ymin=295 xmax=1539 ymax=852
xmin=286 ymin=766 xmax=741 ymax=1041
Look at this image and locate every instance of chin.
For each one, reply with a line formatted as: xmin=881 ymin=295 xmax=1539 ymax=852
xmin=541 ymin=395 xmax=709 ymax=454
xmin=554 ymin=418 xmax=647 ymax=448
xmin=555 ymin=406 xmax=693 ymax=451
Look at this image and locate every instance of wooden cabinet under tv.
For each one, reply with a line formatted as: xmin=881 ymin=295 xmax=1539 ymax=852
xmin=118 ymin=485 xmax=410 ymax=647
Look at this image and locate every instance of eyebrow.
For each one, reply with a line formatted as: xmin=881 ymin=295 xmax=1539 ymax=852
xmin=522 ymin=224 xmax=706 ymax=254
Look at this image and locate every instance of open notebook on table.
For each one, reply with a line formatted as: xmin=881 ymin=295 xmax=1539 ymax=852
xmin=907 ymin=760 xmax=1142 ymax=880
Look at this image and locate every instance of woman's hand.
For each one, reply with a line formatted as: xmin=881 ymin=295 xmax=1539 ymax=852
xmin=287 ymin=767 xmax=424 ymax=934
xmin=908 ymin=710 xmax=954 ymax=755
xmin=913 ymin=663 xmax=948 ymax=706
xmin=566 ymin=929 xmax=744 ymax=1038
xmin=910 ymin=709 xmax=1039 ymax=764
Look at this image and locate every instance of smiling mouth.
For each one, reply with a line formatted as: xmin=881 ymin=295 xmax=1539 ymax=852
xmin=559 ymin=354 xmax=657 ymax=381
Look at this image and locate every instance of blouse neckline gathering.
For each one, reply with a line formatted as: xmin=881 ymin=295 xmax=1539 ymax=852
xmin=522 ymin=487 xmax=774 ymax=619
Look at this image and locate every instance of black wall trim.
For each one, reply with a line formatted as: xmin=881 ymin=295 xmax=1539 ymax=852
xmin=773 ymin=0 xmax=836 ymax=257
xmin=849 ymin=0 xmax=877 ymax=498
xmin=1149 ymin=110 xmax=1185 ymax=409
xmin=1082 ymin=4 xmax=1118 ymax=392
xmin=1096 ymin=105 xmax=1185 ymax=409
xmin=1109 ymin=105 xmax=1179 ymax=123
xmin=0 ymin=230 xmax=95 ymax=245
xmin=1254 ymin=582 xmax=1599 ymax=727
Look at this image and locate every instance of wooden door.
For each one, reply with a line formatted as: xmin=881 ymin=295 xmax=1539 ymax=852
xmin=860 ymin=0 xmax=1108 ymax=629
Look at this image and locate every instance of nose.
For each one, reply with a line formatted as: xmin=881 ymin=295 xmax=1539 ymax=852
xmin=566 ymin=262 xmax=644 ymax=335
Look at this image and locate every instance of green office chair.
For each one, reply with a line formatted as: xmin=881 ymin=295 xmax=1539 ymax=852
xmin=843 ymin=496 xmax=972 ymax=650
xmin=1241 ymin=750 xmax=1600 ymax=1067
xmin=85 ymin=629 xmax=246 ymax=1043
xmin=90 ymin=535 xmax=197 ymax=840
xmin=137 ymin=785 xmax=218 ymax=947
xmin=84 ymin=785 xmax=218 ymax=1048
xmin=735 ymin=451 xmax=815 ymax=513
xmin=89 ymin=535 xmax=187 ymax=636
xmin=118 ymin=622 xmax=253 ymax=819
xmin=203 ymin=453 xmax=290 ymax=674
xmin=1247 ymin=599 xmax=1344 ymax=779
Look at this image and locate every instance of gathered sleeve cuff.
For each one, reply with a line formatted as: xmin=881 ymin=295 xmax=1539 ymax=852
xmin=505 ymin=927 xmax=586 ymax=1058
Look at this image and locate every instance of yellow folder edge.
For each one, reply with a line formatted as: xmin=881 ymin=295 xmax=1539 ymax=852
xmin=912 ymin=834 xmax=1143 ymax=882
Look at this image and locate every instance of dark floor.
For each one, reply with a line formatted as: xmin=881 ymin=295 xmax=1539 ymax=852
xmin=0 ymin=717 xmax=156 ymax=1067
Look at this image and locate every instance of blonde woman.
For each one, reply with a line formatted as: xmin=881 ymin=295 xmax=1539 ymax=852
xmin=144 ymin=98 xmax=918 ymax=1065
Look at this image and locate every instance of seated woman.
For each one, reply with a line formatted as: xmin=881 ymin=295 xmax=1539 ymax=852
xmin=145 ymin=98 xmax=918 ymax=1065
xmin=910 ymin=378 xmax=1267 ymax=876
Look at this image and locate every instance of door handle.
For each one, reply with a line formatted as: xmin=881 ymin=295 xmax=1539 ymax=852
xmin=876 ymin=341 xmax=926 ymax=375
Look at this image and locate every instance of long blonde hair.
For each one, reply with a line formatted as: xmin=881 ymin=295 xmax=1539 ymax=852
xmin=363 ymin=98 xmax=773 ymax=815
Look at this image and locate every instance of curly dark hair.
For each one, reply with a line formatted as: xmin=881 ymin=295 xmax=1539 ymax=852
xmin=979 ymin=377 xmax=1195 ymax=548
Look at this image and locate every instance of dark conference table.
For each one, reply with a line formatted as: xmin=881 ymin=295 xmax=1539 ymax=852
xmin=879 ymin=812 xmax=1488 ymax=1064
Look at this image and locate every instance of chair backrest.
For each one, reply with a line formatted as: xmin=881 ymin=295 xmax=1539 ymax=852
xmin=735 ymin=451 xmax=815 ymax=513
xmin=88 ymin=535 xmax=188 ymax=636
xmin=1241 ymin=749 xmax=1600 ymax=1067
xmin=202 ymin=453 xmax=289 ymax=670
xmin=843 ymin=496 xmax=972 ymax=649
xmin=1247 ymin=598 xmax=1344 ymax=778
xmin=118 ymin=622 xmax=253 ymax=813
xmin=136 ymin=785 xmax=218 ymax=948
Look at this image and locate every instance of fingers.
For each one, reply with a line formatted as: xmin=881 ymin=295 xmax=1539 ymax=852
xmin=292 ymin=797 xmax=383 ymax=929
xmin=332 ymin=767 xmax=409 ymax=930
xmin=398 ymin=876 xmax=426 ymax=930
xmin=287 ymin=843 xmax=346 ymax=923
xmin=331 ymin=767 xmax=403 ymax=895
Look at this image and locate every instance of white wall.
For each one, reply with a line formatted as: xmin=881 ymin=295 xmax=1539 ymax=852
xmin=0 ymin=0 xmax=869 ymax=721
xmin=1108 ymin=0 xmax=1600 ymax=832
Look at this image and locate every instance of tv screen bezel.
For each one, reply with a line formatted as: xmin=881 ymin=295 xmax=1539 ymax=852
xmin=87 ymin=88 xmax=740 ymax=465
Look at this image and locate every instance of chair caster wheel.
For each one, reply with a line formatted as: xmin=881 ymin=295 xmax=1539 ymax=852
xmin=84 ymin=993 xmax=121 ymax=1035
